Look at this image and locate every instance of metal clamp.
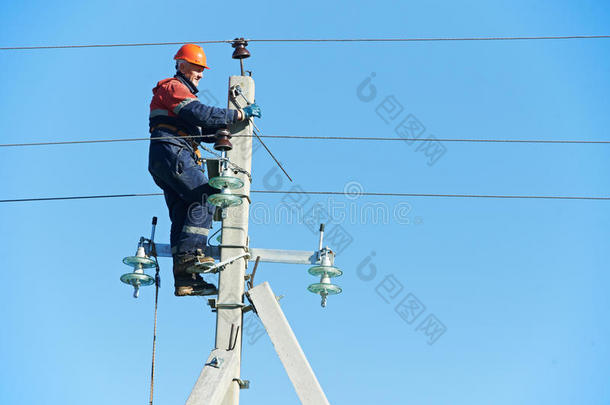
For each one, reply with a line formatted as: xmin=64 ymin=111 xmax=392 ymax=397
xmin=217 ymin=244 xmax=249 ymax=250
xmin=204 ymin=252 xmax=251 ymax=273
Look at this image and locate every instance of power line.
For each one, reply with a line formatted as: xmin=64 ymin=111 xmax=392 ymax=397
xmin=249 ymin=35 xmax=610 ymax=43
xmin=0 ymin=137 xmax=153 ymax=147
xmin=1 ymin=190 xmax=608 ymax=204
xmin=2 ymin=35 xmax=609 ymax=51
xmin=0 ymin=193 xmax=163 ymax=203
xmin=1 ymin=135 xmax=609 ymax=148
xmin=257 ymin=190 xmax=610 ymax=201
xmin=237 ymin=135 xmax=610 ymax=144
xmin=0 ymin=40 xmax=230 ymax=51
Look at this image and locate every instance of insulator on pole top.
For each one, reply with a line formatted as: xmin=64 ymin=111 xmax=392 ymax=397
xmin=214 ymin=128 xmax=233 ymax=152
xmin=120 ymin=243 xmax=155 ymax=298
xmin=231 ymin=38 xmax=250 ymax=76
xmin=231 ymin=38 xmax=251 ymax=60
xmin=209 ymin=172 xmax=244 ymax=190
xmin=208 ymin=187 xmax=243 ymax=209
xmin=208 ymin=128 xmax=244 ymax=209
xmin=308 ymin=228 xmax=343 ymax=307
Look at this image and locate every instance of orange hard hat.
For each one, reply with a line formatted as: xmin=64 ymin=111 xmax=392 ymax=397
xmin=174 ymin=44 xmax=209 ymax=69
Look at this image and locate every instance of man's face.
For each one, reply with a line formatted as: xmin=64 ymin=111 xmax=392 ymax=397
xmin=179 ymin=61 xmax=204 ymax=87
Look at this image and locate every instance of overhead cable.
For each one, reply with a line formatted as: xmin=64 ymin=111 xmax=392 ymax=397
xmin=249 ymin=35 xmax=610 ymax=43
xmin=1 ymin=135 xmax=609 ymax=148
xmin=0 ymin=193 xmax=163 ymax=203
xmin=229 ymin=84 xmax=293 ymax=181
xmin=1 ymin=190 xmax=608 ymax=204
xmin=236 ymin=135 xmax=610 ymax=144
xmin=255 ymin=190 xmax=610 ymax=201
xmin=0 ymin=40 xmax=230 ymax=51
xmin=252 ymin=126 xmax=292 ymax=182
xmin=2 ymin=35 xmax=610 ymax=51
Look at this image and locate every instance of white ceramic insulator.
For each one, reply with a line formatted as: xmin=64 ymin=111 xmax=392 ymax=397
xmin=136 ymin=246 xmax=147 ymax=258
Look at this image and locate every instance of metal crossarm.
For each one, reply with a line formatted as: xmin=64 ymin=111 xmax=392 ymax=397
xmin=148 ymin=243 xmax=319 ymax=265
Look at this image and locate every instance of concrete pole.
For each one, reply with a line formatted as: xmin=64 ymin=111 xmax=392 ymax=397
xmin=216 ymin=75 xmax=254 ymax=405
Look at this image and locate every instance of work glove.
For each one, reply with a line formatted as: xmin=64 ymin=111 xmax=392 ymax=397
xmin=241 ymin=103 xmax=262 ymax=119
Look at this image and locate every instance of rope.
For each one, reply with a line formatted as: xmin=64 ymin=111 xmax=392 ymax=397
xmin=149 ymin=242 xmax=161 ymax=405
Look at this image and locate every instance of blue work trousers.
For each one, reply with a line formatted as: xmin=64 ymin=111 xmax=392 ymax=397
xmin=148 ymin=133 xmax=216 ymax=256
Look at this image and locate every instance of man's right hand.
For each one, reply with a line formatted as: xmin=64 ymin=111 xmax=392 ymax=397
xmin=242 ymin=103 xmax=262 ymax=119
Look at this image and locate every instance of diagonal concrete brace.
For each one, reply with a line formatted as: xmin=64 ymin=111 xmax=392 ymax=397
xmin=247 ymin=282 xmax=330 ymax=405
xmin=186 ymin=348 xmax=238 ymax=405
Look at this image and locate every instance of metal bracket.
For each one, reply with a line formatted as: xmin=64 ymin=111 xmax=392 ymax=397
xmin=236 ymin=194 xmax=251 ymax=204
xmin=216 ymin=244 xmax=249 ymax=251
xmin=244 ymin=291 xmax=257 ymax=316
xmin=207 ymin=298 xmax=217 ymax=309
xmin=205 ymin=357 xmax=224 ymax=369
xmin=208 ymin=300 xmax=245 ymax=312
xmin=243 ymin=291 xmax=283 ymax=315
xmin=216 ymin=303 xmax=245 ymax=310
xmin=233 ymin=379 xmax=250 ymax=389
xmin=187 ymin=348 xmax=238 ymax=405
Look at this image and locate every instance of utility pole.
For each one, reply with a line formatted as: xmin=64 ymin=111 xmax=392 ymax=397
xmin=122 ymin=39 xmax=342 ymax=405
xmin=216 ymin=75 xmax=254 ymax=405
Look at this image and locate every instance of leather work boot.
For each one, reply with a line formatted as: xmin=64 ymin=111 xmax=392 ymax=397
xmin=173 ymin=253 xmax=218 ymax=297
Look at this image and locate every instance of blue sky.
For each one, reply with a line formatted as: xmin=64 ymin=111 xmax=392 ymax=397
xmin=1 ymin=1 xmax=609 ymax=404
